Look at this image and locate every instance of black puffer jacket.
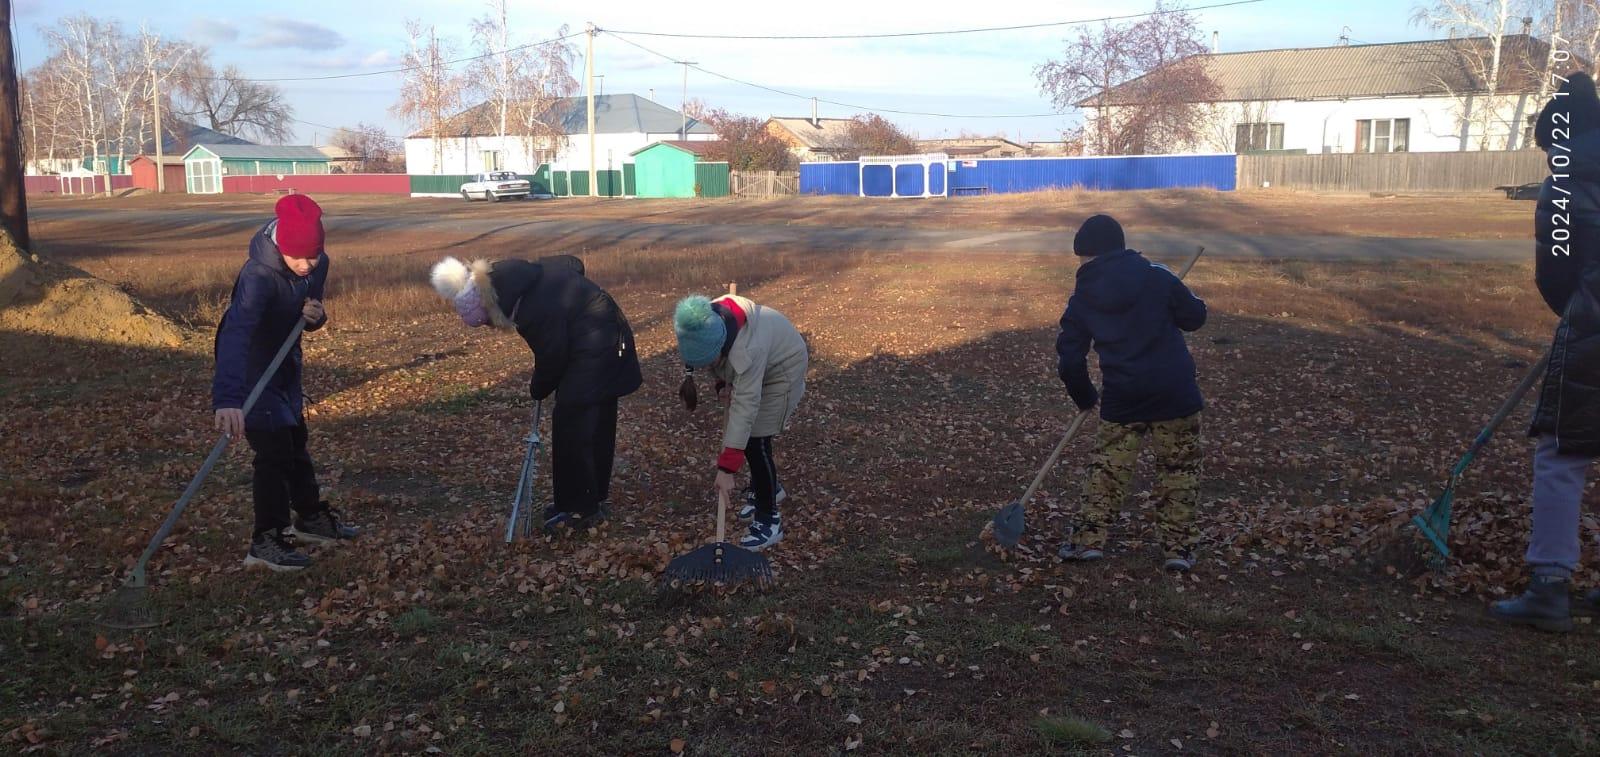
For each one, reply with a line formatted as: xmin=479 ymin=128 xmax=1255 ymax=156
xmin=1530 ymin=77 xmax=1600 ymax=454
xmin=474 ymin=255 xmax=643 ymax=406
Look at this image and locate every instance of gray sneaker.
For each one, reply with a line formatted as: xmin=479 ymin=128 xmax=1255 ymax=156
xmin=738 ymin=484 xmax=786 ymax=520
xmin=244 ymin=530 xmax=311 ymax=572
xmin=1489 ymin=575 xmax=1573 ymax=633
xmin=1058 ymin=544 xmax=1105 ymax=562
xmin=293 ymin=504 xmax=358 ymax=545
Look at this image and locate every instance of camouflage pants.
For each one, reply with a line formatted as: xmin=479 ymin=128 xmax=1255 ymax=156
xmin=1075 ymin=412 xmax=1202 ymax=558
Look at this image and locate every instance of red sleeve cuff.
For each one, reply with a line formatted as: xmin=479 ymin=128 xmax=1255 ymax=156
xmin=716 ymin=447 xmax=746 ymax=473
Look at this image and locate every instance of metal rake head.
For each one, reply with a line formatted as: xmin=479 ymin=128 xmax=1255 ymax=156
xmin=662 ymin=542 xmax=773 ymax=588
xmin=991 ymin=501 xmax=1025 ymax=549
xmin=97 ymin=574 xmax=164 ymax=630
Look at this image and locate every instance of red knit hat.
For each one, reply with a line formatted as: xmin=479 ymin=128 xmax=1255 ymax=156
xmin=274 ymin=194 xmax=325 ymax=258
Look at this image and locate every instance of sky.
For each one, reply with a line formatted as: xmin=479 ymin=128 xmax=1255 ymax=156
xmin=16 ymin=0 xmax=1430 ymax=145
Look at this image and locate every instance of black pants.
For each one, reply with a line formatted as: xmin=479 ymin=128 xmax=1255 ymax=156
xmin=747 ymin=436 xmax=780 ymax=518
xmin=244 ymin=423 xmax=322 ymax=535
xmin=551 ymin=399 xmax=618 ymax=516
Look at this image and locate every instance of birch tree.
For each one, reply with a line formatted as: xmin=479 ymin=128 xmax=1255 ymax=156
xmin=392 ymin=20 xmax=464 ymax=174
xmin=1412 ymin=0 xmax=1518 ymax=149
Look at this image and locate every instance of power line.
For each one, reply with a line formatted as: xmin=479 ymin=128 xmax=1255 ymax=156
xmin=203 ymin=31 xmax=582 ymax=83
xmin=600 ymin=0 xmax=1265 ymax=40
xmin=606 ymin=31 xmax=1062 ymax=119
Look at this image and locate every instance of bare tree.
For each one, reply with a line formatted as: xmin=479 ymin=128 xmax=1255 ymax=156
xmin=466 ymin=3 xmax=579 ymax=170
xmin=39 ymin=16 xmax=108 ymax=178
xmin=841 ymin=113 xmax=917 ymax=159
xmin=1412 ymin=0 xmax=1521 ymax=150
xmin=135 ymin=27 xmax=193 ymax=158
xmin=1036 ymin=0 xmax=1219 ymax=155
xmin=392 ymin=20 xmax=465 ymax=174
xmin=330 ymin=123 xmax=402 ymax=172
xmin=174 ymin=57 xmax=295 ymax=144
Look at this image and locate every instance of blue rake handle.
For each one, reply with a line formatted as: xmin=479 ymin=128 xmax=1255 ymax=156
xmin=123 ymin=319 xmax=309 ymax=589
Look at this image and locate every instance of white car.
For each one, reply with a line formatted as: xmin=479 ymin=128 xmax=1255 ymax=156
xmin=459 ymin=171 xmax=531 ymax=202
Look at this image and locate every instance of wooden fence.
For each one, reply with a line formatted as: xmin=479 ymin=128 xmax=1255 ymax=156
xmin=1236 ymin=150 xmax=1549 ymax=193
xmin=730 ymin=170 xmax=798 ymax=198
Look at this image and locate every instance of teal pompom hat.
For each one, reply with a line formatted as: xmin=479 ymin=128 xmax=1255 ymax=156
xmin=674 ymin=296 xmax=727 ymax=368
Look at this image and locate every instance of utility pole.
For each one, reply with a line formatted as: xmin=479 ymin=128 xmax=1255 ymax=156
xmin=677 ymin=60 xmax=697 ymax=140
xmin=152 ymin=75 xmax=165 ymax=193
xmin=0 ymin=0 xmax=30 ymax=252
xmin=585 ymin=23 xmax=597 ymax=198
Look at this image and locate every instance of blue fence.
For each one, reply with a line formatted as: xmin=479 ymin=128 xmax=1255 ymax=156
xmin=800 ymin=154 xmax=1237 ymax=195
xmin=799 ymin=162 xmax=861 ymax=195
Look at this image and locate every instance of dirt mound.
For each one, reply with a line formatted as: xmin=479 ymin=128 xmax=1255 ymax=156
xmin=0 ymin=227 xmax=185 ymax=349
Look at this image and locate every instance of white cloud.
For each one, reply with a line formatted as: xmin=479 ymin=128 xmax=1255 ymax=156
xmin=243 ymin=17 xmax=347 ymax=51
xmin=362 ymin=49 xmax=399 ymax=67
xmin=190 ymin=18 xmax=240 ymax=45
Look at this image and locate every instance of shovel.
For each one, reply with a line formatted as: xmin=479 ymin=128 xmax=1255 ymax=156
xmin=989 ymin=245 xmax=1206 ymax=549
xmin=1413 ymin=351 xmax=1549 ymax=566
xmin=99 ymin=320 xmax=308 ymax=630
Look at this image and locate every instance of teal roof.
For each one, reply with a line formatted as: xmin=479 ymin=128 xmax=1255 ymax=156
xmin=183 ymin=144 xmax=330 ymax=161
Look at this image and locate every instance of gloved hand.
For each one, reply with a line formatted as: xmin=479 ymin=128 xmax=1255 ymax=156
xmin=679 ymin=374 xmax=698 ymax=411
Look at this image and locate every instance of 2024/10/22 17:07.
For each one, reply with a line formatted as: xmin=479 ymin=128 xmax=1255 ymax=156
xmin=1547 ymin=35 xmax=1578 ymax=256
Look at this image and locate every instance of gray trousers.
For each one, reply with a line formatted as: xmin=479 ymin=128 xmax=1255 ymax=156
xmin=1527 ymin=434 xmax=1597 ymax=578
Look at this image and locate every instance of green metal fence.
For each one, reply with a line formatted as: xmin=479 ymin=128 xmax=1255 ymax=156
xmin=694 ymin=162 xmax=731 ymax=198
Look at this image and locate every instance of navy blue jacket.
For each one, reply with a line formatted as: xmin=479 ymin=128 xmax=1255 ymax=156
xmin=489 ymin=256 xmax=642 ymax=407
xmin=1530 ymin=126 xmax=1600 ymax=453
xmin=212 ymin=221 xmax=328 ymax=430
xmin=1056 ymin=248 xmax=1206 ymax=423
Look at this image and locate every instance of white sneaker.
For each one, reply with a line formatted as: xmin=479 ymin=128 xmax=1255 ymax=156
xmin=739 ymin=514 xmax=783 ymax=551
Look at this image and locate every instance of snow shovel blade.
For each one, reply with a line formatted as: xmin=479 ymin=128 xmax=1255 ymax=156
xmin=992 ymin=500 xmax=1025 ymax=548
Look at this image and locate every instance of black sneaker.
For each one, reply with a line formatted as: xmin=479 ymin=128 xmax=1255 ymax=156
xmin=543 ymin=506 xmax=608 ymax=535
xmin=1057 ymin=543 xmax=1105 ymax=562
xmin=244 ymin=530 xmax=311 ymax=572
xmin=293 ymin=504 xmax=359 ymax=544
xmin=738 ymin=484 xmax=786 ymax=520
xmin=1576 ymin=588 xmax=1600 ymax=618
xmin=739 ymin=513 xmax=783 ymax=551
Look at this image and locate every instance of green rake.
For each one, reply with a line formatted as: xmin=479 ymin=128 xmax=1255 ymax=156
xmin=1412 ymin=352 xmax=1549 ymax=566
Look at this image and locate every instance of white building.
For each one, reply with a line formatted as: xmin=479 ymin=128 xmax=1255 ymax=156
xmin=404 ymin=93 xmax=715 ymax=175
xmin=1081 ymin=35 xmax=1561 ymax=155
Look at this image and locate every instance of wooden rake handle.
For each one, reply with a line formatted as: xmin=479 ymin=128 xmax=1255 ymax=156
xmin=1018 ymin=408 xmax=1093 ymax=508
xmin=716 ymin=488 xmax=730 ymax=543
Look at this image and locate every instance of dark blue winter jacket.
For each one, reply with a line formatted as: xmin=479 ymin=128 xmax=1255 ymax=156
xmin=212 ymin=221 xmax=328 ymax=430
xmin=1056 ymin=248 xmax=1206 ymax=424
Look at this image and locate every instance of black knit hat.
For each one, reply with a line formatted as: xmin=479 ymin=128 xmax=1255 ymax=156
xmin=1073 ymin=214 xmax=1125 ymax=256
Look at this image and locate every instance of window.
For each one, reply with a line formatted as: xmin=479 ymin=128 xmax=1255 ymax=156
xmin=480 ymin=150 xmax=502 ymax=171
xmin=1234 ymin=122 xmax=1285 ymax=152
xmin=1355 ymin=118 xmax=1410 ymax=153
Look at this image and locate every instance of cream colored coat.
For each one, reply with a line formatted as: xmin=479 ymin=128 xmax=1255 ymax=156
xmin=710 ymin=295 xmax=808 ymax=451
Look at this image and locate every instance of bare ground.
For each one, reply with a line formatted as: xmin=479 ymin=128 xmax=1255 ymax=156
xmin=2 ymin=205 xmax=1597 ymax=755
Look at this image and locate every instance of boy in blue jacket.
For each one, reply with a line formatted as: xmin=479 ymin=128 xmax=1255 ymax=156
xmin=1055 ymin=214 xmax=1206 ymax=572
xmin=213 ymin=194 xmax=357 ymax=572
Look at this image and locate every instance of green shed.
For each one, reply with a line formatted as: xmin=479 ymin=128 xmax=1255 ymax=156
xmin=182 ymin=144 xmax=331 ymax=194
xmin=630 ymin=141 xmax=729 ymax=198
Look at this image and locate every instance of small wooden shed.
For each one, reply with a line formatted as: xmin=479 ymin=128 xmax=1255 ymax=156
xmin=630 ymin=140 xmax=729 ymax=198
xmin=128 ymin=155 xmax=187 ymax=193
